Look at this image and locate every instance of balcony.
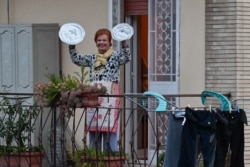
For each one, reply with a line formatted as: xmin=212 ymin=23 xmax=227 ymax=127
xmin=0 ymin=92 xmax=169 ymax=167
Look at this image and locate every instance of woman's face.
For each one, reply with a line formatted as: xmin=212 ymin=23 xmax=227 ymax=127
xmin=96 ymin=34 xmax=111 ymax=54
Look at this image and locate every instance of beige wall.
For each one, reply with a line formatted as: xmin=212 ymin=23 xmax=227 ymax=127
xmin=0 ymin=0 xmax=111 ymax=147
xmin=0 ymin=0 xmax=205 ymax=104
xmin=0 ymin=0 xmax=207 ymax=106
xmin=179 ymin=0 xmax=205 ymax=107
xmin=0 ymin=0 xmax=208 ymax=150
xmin=0 ymin=0 xmax=111 ymax=76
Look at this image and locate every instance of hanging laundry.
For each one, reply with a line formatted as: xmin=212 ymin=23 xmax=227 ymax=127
xmin=163 ymin=110 xmax=185 ymax=167
xmin=214 ymin=108 xmax=247 ymax=167
xmin=178 ymin=107 xmax=217 ymax=167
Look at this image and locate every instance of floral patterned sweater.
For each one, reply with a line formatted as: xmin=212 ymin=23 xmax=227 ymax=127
xmin=69 ymin=47 xmax=131 ymax=82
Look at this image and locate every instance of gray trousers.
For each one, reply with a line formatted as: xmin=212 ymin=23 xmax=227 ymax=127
xmin=163 ymin=111 xmax=185 ymax=167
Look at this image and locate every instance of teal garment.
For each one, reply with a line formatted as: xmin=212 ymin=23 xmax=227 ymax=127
xmin=201 ymin=90 xmax=231 ymax=111
xmin=143 ymin=91 xmax=167 ymax=112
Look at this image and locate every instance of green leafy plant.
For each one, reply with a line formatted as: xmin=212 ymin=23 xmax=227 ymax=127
xmin=35 ymin=66 xmax=107 ymax=109
xmin=0 ymin=94 xmax=41 ymax=153
xmin=157 ymin=152 xmax=165 ymax=167
xmin=73 ymin=148 xmax=127 ymax=167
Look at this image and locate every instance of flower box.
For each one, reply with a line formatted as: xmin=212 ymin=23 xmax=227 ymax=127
xmin=0 ymin=152 xmax=43 ymax=167
xmin=34 ymin=66 xmax=107 ymax=109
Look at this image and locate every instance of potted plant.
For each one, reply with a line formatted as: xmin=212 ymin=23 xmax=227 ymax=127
xmin=73 ymin=148 xmax=126 ymax=167
xmin=0 ymin=92 xmax=43 ymax=167
xmin=34 ymin=66 xmax=107 ymax=117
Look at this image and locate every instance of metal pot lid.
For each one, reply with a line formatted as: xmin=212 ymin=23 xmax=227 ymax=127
xmin=112 ymin=23 xmax=134 ymax=42
xmin=59 ymin=22 xmax=85 ymax=45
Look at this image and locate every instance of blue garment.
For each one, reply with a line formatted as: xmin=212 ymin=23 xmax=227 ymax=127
xmin=89 ymin=132 xmax=118 ymax=151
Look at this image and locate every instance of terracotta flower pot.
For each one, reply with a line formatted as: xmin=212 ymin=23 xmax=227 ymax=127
xmin=81 ymin=92 xmax=100 ymax=107
xmin=0 ymin=152 xmax=43 ymax=167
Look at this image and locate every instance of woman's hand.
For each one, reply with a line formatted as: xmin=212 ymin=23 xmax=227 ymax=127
xmin=69 ymin=45 xmax=75 ymax=49
xmin=121 ymin=41 xmax=128 ymax=48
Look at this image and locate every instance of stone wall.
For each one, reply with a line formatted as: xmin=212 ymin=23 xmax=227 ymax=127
xmin=206 ymin=0 xmax=250 ymax=165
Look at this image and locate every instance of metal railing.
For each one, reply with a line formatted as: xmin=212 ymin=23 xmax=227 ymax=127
xmin=0 ymin=92 xmax=169 ymax=167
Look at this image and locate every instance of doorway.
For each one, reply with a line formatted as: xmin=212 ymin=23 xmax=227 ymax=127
xmin=123 ymin=0 xmax=180 ymax=161
xmin=124 ymin=0 xmax=149 ymax=160
xmin=137 ymin=15 xmax=148 ymax=152
xmin=124 ymin=14 xmax=149 ymax=159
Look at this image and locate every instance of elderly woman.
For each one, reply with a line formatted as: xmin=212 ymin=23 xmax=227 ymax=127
xmin=69 ymin=28 xmax=131 ymax=151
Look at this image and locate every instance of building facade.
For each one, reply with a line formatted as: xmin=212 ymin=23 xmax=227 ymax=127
xmin=1 ymin=0 xmax=250 ymax=165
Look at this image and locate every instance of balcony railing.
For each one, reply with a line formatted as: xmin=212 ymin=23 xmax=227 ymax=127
xmin=0 ymin=92 xmax=169 ymax=167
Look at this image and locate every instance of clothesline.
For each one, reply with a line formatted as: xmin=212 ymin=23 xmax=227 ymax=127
xmin=0 ymin=92 xmax=232 ymax=98
xmin=124 ymin=92 xmax=232 ymax=98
